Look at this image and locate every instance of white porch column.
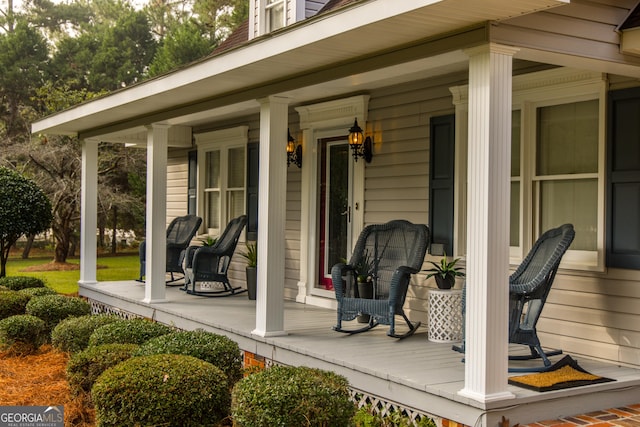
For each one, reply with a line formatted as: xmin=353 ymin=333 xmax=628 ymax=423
xmin=253 ymin=96 xmax=289 ymax=337
xmin=459 ymin=44 xmax=517 ymax=402
xmin=143 ymin=124 xmax=169 ymax=303
xmin=79 ymin=139 xmax=98 ymax=285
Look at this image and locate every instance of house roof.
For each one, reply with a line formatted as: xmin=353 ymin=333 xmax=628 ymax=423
xmin=31 ymin=0 xmax=568 ymax=141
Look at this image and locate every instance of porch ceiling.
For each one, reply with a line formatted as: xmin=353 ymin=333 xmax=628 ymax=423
xmin=31 ymin=0 xmax=567 ymax=142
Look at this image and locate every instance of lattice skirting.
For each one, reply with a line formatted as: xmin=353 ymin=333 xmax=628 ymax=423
xmin=88 ymin=298 xmax=444 ymax=426
xmin=350 ymin=388 xmax=442 ymax=426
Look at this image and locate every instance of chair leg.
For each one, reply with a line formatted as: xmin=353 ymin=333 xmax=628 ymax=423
xmin=332 ymin=316 xmax=379 ymax=334
xmin=387 ymin=313 xmax=420 ymax=339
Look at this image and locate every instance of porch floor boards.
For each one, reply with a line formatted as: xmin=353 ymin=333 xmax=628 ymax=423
xmin=80 ymin=280 xmax=640 ymax=426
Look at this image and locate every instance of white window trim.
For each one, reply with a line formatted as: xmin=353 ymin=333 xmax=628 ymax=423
xmin=451 ymin=68 xmax=607 ymax=271
xmin=194 ymin=126 xmax=249 ymax=238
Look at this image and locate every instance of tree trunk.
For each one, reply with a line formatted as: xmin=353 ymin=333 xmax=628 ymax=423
xmin=21 ymin=234 xmax=35 ymax=259
xmin=54 ymin=232 xmax=71 ymax=263
xmin=111 ymin=206 xmax=118 ymax=254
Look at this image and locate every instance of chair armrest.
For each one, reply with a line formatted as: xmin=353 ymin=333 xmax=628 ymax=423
xmin=331 ymin=263 xmax=355 ymax=300
xmin=388 ymin=265 xmax=418 ymax=306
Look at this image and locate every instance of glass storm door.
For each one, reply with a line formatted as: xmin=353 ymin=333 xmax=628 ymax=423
xmin=318 ymin=139 xmax=353 ymax=290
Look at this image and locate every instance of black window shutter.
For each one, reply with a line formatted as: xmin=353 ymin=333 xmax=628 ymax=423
xmin=187 ymin=150 xmax=197 ymax=215
xmin=607 ymin=87 xmax=640 ymax=269
xmin=246 ymin=142 xmax=259 ymax=241
xmin=429 ymin=114 xmax=455 ymax=256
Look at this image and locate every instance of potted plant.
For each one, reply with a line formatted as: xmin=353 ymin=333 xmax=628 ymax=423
xmin=199 ymin=235 xmax=218 ymax=247
xmin=354 ymin=249 xmax=375 ymax=323
xmin=424 ymin=254 xmax=465 ymax=290
xmin=240 ymin=242 xmax=257 ymax=300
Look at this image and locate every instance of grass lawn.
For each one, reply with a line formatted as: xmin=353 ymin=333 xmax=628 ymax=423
xmin=4 ymin=253 xmax=140 ymax=294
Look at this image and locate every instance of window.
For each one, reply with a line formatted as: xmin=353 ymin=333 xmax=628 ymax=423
xmin=266 ymin=0 xmax=285 ymax=32
xmin=195 ymin=127 xmax=248 ymax=237
xmin=509 ymin=70 xmax=605 ymax=270
xmin=453 ymin=68 xmax=606 ymax=270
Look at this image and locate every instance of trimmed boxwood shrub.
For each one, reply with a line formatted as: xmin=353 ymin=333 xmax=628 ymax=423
xmin=135 ymin=329 xmax=243 ymax=386
xmin=88 ymin=318 xmax=173 ymax=347
xmin=0 ymin=291 xmax=31 ymax=320
xmin=52 ymin=314 xmax=121 ymax=353
xmin=0 ymin=314 xmax=48 ymax=355
xmin=18 ymin=287 xmax=57 ymax=298
xmin=0 ymin=276 xmax=45 ymax=291
xmin=67 ymin=343 xmax=139 ymax=396
xmin=25 ymin=294 xmax=91 ymax=333
xmin=231 ymin=365 xmax=355 ymax=427
xmin=92 ymin=354 xmax=230 ymax=427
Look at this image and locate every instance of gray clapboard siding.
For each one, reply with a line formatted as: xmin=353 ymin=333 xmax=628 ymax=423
xmin=493 ymin=0 xmax=640 ymax=64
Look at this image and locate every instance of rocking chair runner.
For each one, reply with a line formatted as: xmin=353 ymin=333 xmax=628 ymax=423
xmin=138 ymin=214 xmax=202 ymax=284
xmin=452 ymin=223 xmax=575 ymax=372
xmin=332 ymin=220 xmax=429 ymax=339
xmin=182 ymin=215 xmax=247 ymax=297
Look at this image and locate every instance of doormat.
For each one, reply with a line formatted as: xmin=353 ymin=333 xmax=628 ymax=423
xmin=508 ymin=355 xmax=615 ymax=392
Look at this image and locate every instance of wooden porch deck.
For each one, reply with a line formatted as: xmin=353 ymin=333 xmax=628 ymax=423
xmin=79 ymin=280 xmax=640 ymax=426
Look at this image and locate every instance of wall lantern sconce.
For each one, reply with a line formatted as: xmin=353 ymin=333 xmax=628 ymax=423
xmin=287 ymin=128 xmax=302 ymax=168
xmin=348 ymin=118 xmax=373 ymax=163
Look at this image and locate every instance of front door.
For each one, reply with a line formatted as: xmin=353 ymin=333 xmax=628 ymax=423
xmin=318 ymin=138 xmax=353 ymax=290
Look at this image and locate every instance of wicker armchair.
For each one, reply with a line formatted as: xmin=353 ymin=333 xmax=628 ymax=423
xmin=452 ymin=223 xmax=575 ymax=372
xmin=331 ymin=220 xmax=429 ymax=339
xmin=183 ymin=215 xmax=247 ymax=297
xmin=138 ymin=215 xmax=202 ymax=284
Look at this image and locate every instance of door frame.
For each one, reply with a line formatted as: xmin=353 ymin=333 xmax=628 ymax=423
xmin=318 ymin=137 xmax=354 ymax=290
xmin=295 ymin=95 xmax=369 ymax=307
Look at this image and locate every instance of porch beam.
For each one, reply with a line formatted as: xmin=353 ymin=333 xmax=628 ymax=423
xmin=253 ymin=96 xmax=289 ymax=337
xmin=459 ymin=43 xmax=517 ymax=403
xmin=143 ymin=124 xmax=169 ymax=303
xmin=79 ymin=139 xmax=99 ymax=285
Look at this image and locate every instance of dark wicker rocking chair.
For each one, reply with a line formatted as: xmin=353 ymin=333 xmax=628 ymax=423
xmin=182 ymin=215 xmax=247 ymax=297
xmin=452 ymin=223 xmax=575 ymax=372
xmin=138 ymin=214 xmax=202 ymax=284
xmin=331 ymin=220 xmax=429 ymax=339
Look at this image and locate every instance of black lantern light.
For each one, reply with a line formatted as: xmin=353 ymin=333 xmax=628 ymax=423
xmin=348 ymin=118 xmax=372 ymax=163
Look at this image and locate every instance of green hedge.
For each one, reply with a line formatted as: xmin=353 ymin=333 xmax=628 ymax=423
xmin=88 ymin=318 xmax=173 ymax=347
xmin=0 ymin=292 xmax=31 ymax=320
xmin=52 ymin=314 xmax=121 ymax=353
xmin=92 ymin=354 xmax=230 ymax=427
xmin=0 ymin=276 xmax=45 ymax=291
xmin=0 ymin=314 xmax=48 ymax=355
xmin=135 ymin=329 xmax=243 ymax=386
xmin=25 ymin=294 xmax=91 ymax=333
xmin=67 ymin=343 xmax=139 ymax=396
xmin=18 ymin=287 xmax=57 ymax=298
xmin=231 ymin=365 xmax=355 ymax=427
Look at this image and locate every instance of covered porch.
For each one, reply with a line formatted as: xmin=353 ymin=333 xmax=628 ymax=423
xmin=80 ymin=280 xmax=640 ymax=427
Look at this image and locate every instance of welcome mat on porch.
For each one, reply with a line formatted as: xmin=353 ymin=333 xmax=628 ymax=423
xmin=508 ymin=355 xmax=615 ymax=392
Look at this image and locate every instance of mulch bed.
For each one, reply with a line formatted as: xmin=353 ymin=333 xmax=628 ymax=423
xmin=0 ymin=345 xmax=95 ymax=426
